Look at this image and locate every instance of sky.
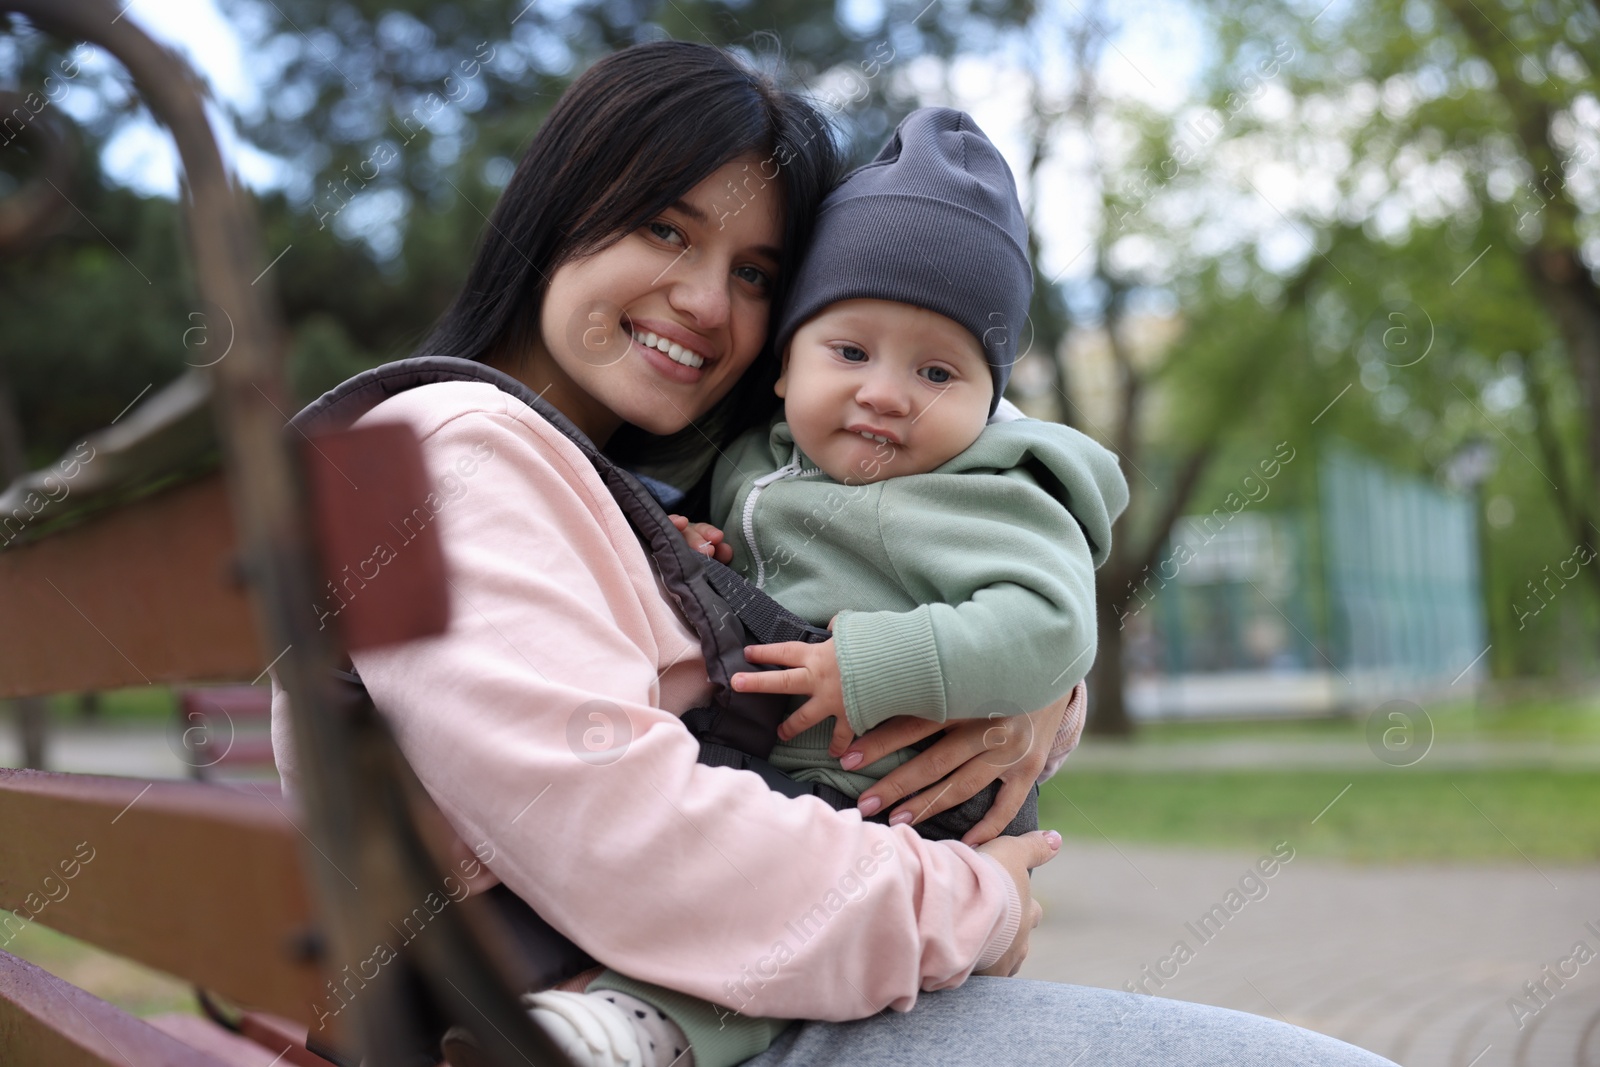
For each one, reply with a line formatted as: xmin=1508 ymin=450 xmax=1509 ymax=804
xmin=86 ymin=0 xmax=1213 ymax=283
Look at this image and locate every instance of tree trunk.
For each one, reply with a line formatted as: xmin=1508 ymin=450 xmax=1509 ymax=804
xmin=14 ymin=699 xmax=47 ymax=769
xmin=1087 ymin=589 xmax=1131 ymax=736
xmin=0 ymin=369 xmax=50 ymax=769
xmin=1442 ymin=0 xmax=1600 ymax=550
xmin=1526 ymin=248 xmax=1600 ymax=530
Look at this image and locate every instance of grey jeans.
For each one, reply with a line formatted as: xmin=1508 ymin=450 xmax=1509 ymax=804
xmin=739 ymin=978 xmax=1398 ymax=1066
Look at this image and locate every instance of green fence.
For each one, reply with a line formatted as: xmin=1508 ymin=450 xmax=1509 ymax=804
xmin=1136 ymin=446 xmax=1486 ymax=710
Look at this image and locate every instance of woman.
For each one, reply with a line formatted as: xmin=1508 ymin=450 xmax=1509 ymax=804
xmin=276 ymin=40 xmax=1396 ymax=1067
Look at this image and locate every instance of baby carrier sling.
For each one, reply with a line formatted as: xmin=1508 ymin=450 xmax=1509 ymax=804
xmin=290 ymin=357 xmax=1038 ymax=999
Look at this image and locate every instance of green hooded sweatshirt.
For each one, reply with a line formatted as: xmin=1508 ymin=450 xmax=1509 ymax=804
xmin=710 ymin=412 xmax=1129 ymax=796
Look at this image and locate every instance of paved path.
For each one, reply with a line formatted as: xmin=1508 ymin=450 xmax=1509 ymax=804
xmin=0 ymin=722 xmax=259 ymax=779
xmin=1069 ymin=737 xmax=1600 ymax=771
xmin=1026 ymin=840 xmax=1600 ymax=1067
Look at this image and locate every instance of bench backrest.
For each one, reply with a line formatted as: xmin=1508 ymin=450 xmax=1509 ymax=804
xmin=0 ymin=770 xmax=321 ymax=1019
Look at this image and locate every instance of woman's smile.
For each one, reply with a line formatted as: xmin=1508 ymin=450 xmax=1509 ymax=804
xmin=624 ymin=317 xmax=714 ymax=379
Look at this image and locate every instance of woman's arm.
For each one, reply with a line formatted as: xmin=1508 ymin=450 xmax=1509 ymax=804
xmin=337 ymin=384 xmax=1037 ymax=1022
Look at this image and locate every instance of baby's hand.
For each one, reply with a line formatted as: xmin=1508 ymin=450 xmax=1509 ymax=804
xmin=668 ymin=514 xmax=733 ymax=564
xmin=732 ymin=638 xmax=855 ymax=757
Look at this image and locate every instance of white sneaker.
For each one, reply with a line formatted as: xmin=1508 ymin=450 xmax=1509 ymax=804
xmin=523 ymin=989 xmax=644 ymax=1067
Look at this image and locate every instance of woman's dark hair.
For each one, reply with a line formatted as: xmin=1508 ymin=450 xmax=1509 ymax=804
xmin=416 ymin=40 xmax=842 ymax=487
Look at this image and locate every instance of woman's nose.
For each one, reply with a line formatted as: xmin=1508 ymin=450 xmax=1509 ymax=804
xmin=665 ymin=256 xmax=730 ymax=330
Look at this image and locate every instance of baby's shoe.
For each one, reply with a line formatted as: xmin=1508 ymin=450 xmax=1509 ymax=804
xmin=524 ymin=989 xmax=644 ymax=1067
xmin=523 ymin=989 xmax=694 ymax=1067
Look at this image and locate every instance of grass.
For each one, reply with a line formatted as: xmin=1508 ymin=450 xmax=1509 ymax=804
xmin=2 ymin=922 xmax=198 ymax=1018
xmin=44 ymin=685 xmax=179 ymax=723
xmin=1126 ymin=693 xmax=1600 ymax=745
xmin=1035 ymin=690 xmax=1600 ymax=862
xmin=1039 ymin=768 xmax=1600 ymax=863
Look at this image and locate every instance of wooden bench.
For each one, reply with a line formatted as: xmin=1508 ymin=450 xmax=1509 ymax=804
xmin=0 ymin=766 xmax=332 ymax=1065
xmin=0 ymin=3 xmax=577 ymax=1063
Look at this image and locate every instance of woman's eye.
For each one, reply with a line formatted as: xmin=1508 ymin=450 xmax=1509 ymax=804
xmin=647 ymin=221 xmax=685 ymax=246
xmin=836 ymin=345 xmax=867 ymax=363
xmin=922 ymin=366 xmax=953 ymax=384
xmin=734 ymin=264 xmax=772 ymax=293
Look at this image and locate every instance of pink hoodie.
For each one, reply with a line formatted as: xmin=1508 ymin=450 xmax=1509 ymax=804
xmin=271 ymin=380 xmax=1084 ymax=1021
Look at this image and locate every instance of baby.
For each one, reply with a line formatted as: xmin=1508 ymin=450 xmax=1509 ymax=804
xmin=528 ymin=108 xmax=1128 ymax=1067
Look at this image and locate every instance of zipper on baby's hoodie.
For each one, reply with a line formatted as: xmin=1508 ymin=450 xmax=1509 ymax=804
xmin=741 ymin=444 xmax=826 ymax=588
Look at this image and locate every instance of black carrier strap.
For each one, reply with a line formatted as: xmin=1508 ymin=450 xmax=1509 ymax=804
xmin=701 ymin=557 xmax=833 ymax=646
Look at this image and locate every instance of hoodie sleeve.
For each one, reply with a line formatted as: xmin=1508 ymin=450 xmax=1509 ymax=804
xmin=1037 ymin=682 xmax=1087 ymax=781
xmin=832 ymin=422 xmax=1128 ymax=735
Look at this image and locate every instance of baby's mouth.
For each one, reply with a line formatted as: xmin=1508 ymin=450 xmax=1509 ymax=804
xmin=624 ymin=321 xmax=707 ymax=369
xmin=845 ymin=423 xmax=902 ymax=447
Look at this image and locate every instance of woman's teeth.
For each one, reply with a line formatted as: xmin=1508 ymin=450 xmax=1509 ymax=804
xmin=631 ymin=328 xmax=705 ymax=369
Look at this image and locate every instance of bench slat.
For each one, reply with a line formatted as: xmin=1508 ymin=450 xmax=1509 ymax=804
xmin=0 ymin=948 xmax=235 ymax=1066
xmin=0 ymin=769 xmax=324 ymax=1023
xmin=0 ymin=474 xmax=263 ymax=699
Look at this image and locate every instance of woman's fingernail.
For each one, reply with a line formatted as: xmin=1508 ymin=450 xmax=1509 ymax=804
xmin=731 ymin=674 xmax=744 ymax=690
xmin=1045 ymin=830 xmax=1062 ymax=849
xmin=839 ymin=751 xmax=864 ymax=770
xmin=857 ymin=794 xmax=881 ymax=816
xmin=889 ymin=811 xmax=914 ymax=826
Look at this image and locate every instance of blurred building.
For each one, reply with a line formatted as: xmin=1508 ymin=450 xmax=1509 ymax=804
xmin=1124 ymin=447 xmax=1488 ymax=719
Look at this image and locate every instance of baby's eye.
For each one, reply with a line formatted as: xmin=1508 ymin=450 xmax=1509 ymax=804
xmin=836 ymin=345 xmax=868 ymax=362
xmin=921 ymin=366 xmax=953 ymax=384
xmin=733 ymin=264 xmax=772 ymax=295
xmin=647 ymin=221 xmax=686 ymax=246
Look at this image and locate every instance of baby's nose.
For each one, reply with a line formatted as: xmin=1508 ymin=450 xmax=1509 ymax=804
xmin=855 ymin=373 xmax=910 ymax=415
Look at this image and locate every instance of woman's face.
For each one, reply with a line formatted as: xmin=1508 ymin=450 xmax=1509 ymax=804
xmin=528 ymin=154 xmax=784 ymax=445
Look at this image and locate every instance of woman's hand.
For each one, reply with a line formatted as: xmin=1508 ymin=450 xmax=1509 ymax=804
xmin=974 ymin=829 xmax=1060 ymax=977
xmin=844 ymin=688 xmax=1076 ymax=845
xmin=668 ymin=513 xmax=733 ymax=564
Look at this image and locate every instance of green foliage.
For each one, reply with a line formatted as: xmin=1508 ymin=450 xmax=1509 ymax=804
xmin=2 ymin=0 xmax=1045 ymax=458
xmin=6 ymin=0 xmax=1600 ymax=683
xmin=1144 ymin=0 xmax=1600 ymax=678
xmin=0 ymin=173 xmax=195 ymax=463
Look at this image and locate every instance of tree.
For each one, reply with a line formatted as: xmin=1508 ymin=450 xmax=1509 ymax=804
xmin=1197 ymin=0 xmax=1600 ymax=676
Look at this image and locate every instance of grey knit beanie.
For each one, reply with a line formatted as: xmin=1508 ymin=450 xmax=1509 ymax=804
xmin=774 ymin=107 xmax=1032 ymax=414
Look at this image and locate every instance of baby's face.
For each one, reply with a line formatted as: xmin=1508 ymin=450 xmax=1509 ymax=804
xmin=776 ymin=299 xmax=993 ymax=485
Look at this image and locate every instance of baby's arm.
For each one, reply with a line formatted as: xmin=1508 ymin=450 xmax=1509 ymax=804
xmin=828 ymin=471 xmax=1104 ymax=736
xmin=732 ymin=475 xmax=1100 ymax=742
